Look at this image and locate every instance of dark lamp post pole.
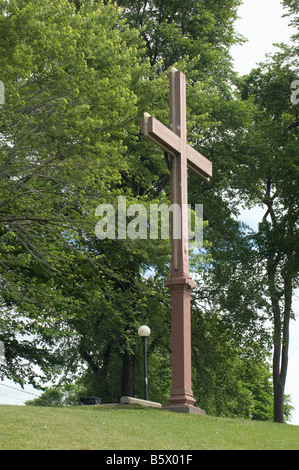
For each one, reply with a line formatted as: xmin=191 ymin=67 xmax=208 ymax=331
xmin=138 ymin=326 xmax=151 ymax=401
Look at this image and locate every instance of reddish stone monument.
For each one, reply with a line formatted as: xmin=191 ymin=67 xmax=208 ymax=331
xmin=141 ymin=68 xmax=212 ymax=413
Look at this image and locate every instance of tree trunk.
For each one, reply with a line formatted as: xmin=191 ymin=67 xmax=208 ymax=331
xmin=264 ymin=187 xmax=296 ymax=424
xmin=121 ymin=351 xmax=135 ymax=397
xmin=78 ymin=345 xmax=101 ymax=392
xmin=273 ymin=343 xmax=285 ymax=423
xmin=271 ymin=267 xmax=292 ymax=424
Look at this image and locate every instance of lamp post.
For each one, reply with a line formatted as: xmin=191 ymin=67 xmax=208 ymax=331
xmin=138 ymin=325 xmax=151 ymax=401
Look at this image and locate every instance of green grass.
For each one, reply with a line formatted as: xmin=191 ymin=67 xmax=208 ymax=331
xmin=0 ymin=404 xmax=298 ymax=450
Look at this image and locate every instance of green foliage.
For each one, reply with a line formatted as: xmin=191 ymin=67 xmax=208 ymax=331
xmin=191 ymin=308 xmax=275 ymax=421
xmin=25 ymin=384 xmax=83 ymax=406
xmin=116 ymin=0 xmax=243 ymax=73
xmin=26 ymin=388 xmax=65 ymax=407
xmin=0 ymin=0 xmax=147 ymax=383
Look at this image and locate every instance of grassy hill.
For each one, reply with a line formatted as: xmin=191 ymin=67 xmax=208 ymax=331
xmin=0 ymin=404 xmax=298 ymax=450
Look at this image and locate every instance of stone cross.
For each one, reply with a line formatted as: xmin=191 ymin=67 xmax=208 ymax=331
xmin=141 ymin=68 xmax=212 ymax=412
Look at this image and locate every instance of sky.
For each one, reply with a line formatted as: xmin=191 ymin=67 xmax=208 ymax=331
xmin=231 ymin=0 xmax=296 ymax=75
xmin=1 ymin=0 xmax=298 ymax=426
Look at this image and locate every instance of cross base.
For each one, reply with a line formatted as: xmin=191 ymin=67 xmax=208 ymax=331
xmin=167 ymin=391 xmax=196 ymax=407
xmin=164 ymin=274 xmax=198 ymax=409
xmin=163 ymin=405 xmax=206 ymax=415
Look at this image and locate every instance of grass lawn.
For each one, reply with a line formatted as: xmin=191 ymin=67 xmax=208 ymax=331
xmin=0 ymin=404 xmax=298 ymax=450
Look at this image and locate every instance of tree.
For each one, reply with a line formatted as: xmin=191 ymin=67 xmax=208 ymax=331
xmin=0 ymin=0 xmax=146 ymax=384
xmin=191 ymin=307 xmax=274 ymax=420
xmin=115 ymin=0 xmax=243 ymax=74
xmin=235 ymin=51 xmax=299 ymax=422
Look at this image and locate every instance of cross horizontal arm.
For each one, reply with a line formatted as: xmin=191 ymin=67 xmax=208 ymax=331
xmin=141 ymin=113 xmax=212 ymax=182
xmin=187 ymin=144 xmax=212 ymax=182
xmin=141 ymin=113 xmax=181 ymax=156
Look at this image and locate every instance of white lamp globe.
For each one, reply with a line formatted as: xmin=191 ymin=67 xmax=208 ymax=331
xmin=138 ymin=325 xmax=151 ymax=337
